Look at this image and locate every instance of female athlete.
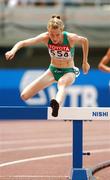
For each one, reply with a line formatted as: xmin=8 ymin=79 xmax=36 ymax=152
xmin=5 ymin=15 xmax=90 ymax=117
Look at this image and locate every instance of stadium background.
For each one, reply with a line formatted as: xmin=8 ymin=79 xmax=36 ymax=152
xmin=0 ymin=0 xmax=110 ymax=69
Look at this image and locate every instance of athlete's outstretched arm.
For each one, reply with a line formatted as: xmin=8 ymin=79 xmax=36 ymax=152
xmin=5 ymin=32 xmax=48 ymax=60
xmin=69 ymin=33 xmax=90 ymax=74
xmin=98 ymin=48 xmax=110 ymax=73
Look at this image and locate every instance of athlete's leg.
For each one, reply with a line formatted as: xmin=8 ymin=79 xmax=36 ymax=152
xmin=50 ymin=72 xmax=76 ymax=117
xmin=56 ymin=72 xmax=76 ymax=105
xmin=21 ymin=69 xmax=55 ymax=101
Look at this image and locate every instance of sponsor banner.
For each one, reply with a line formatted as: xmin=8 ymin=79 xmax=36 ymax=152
xmin=0 ymin=69 xmax=110 ymax=107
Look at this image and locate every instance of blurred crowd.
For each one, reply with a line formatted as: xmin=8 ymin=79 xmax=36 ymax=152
xmin=4 ymin=0 xmax=58 ymax=7
xmin=3 ymin=0 xmax=110 ymax=7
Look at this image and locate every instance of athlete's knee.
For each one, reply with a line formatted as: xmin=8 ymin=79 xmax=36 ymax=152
xmin=57 ymin=83 xmax=66 ymax=92
xmin=20 ymin=92 xmax=28 ymax=101
xmin=58 ymin=78 xmax=67 ymax=86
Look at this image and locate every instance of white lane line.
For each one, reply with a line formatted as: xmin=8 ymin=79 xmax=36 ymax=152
xmin=0 ymin=148 xmax=110 ymax=168
xmin=0 ymin=138 xmax=71 ymax=145
xmin=0 ymin=153 xmax=71 ymax=167
xmin=0 ymin=140 xmax=110 ymax=153
xmin=88 ymin=148 xmax=110 ymax=154
xmin=0 ymin=175 xmax=68 ymax=178
xmin=0 ymin=143 xmax=71 ymax=153
xmin=84 ymin=140 xmax=110 ymax=146
xmin=0 ymin=136 xmax=109 ymax=145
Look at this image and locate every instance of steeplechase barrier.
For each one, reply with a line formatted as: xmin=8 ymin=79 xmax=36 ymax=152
xmin=0 ymin=106 xmax=110 ymax=180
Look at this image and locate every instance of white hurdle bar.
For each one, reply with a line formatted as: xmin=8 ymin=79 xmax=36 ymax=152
xmin=0 ymin=106 xmax=109 ymax=120
xmin=48 ymin=107 xmax=110 ymax=120
xmin=0 ymin=106 xmax=110 ymax=180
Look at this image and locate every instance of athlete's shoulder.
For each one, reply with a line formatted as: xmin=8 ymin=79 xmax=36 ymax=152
xmin=67 ymin=32 xmax=79 ymax=38
xmin=37 ymin=32 xmax=49 ymax=39
xmin=66 ymin=32 xmax=80 ymax=45
xmin=107 ymin=48 xmax=110 ymax=57
xmin=37 ymin=32 xmax=49 ymax=44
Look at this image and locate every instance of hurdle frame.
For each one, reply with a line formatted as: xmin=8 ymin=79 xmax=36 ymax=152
xmin=0 ymin=106 xmax=110 ymax=180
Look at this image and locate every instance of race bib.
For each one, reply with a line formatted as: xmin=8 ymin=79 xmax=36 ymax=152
xmin=48 ymin=44 xmax=72 ymax=59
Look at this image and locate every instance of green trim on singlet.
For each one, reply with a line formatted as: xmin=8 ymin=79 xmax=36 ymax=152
xmin=48 ymin=31 xmax=75 ymax=57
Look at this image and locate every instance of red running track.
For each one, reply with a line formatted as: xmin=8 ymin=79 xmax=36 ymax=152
xmin=0 ymin=120 xmax=110 ymax=179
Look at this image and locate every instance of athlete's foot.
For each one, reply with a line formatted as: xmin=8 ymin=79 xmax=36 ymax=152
xmin=50 ymin=99 xmax=59 ymax=117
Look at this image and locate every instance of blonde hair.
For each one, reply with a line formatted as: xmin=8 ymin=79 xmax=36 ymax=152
xmin=47 ymin=15 xmax=64 ymax=31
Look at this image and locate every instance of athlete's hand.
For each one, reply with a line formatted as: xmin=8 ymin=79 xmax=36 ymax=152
xmin=82 ymin=62 xmax=90 ymax=74
xmin=5 ymin=50 xmax=15 ymax=60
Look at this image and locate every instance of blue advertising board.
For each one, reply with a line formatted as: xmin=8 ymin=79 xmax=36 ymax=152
xmin=0 ymin=69 xmax=110 ymax=107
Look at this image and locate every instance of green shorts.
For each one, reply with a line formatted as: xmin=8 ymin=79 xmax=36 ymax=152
xmin=49 ymin=65 xmax=80 ymax=81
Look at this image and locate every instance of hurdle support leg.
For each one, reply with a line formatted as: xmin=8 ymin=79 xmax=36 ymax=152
xmin=71 ymin=120 xmax=88 ymax=180
xmin=70 ymin=120 xmax=95 ymax=180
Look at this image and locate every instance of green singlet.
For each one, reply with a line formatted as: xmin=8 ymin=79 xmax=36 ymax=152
xmin=48 ymin=31 xmax=80 ymax=81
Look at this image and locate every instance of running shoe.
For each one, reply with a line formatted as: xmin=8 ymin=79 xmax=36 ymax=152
xmin=50 ymin=99 xmax=59 ymax=117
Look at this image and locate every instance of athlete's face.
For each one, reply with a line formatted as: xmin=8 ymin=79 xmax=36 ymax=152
xmin=48 ymin=28 xmax=63 ymax=44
